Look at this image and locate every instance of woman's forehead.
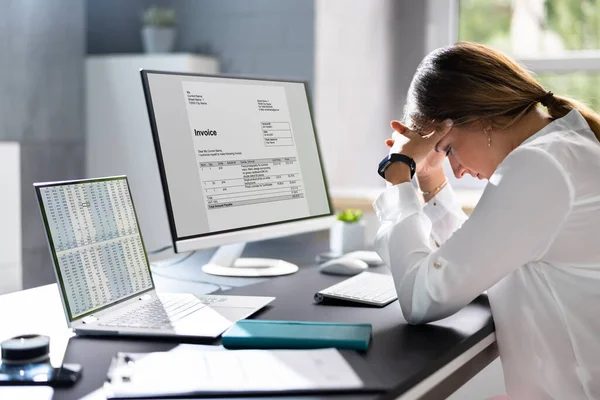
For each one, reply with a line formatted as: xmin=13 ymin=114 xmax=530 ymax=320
xmin=440 ymin=126 xmax=460 ymax=144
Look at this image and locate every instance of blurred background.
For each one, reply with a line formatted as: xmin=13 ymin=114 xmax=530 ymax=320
xmin=2 ymin=0 xmax=599 ymax=289
xmin=1 ymin=0 xmax=597 ymax=397
xmin=2 ymin=0 xmax=599 ymax=291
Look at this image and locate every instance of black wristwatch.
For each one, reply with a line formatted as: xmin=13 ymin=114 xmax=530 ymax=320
xmin=378 ymin=153 xmax=416 ymax=180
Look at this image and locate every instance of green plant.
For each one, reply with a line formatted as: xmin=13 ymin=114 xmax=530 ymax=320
xmin=337 ymin=209 xmax=363 ymax=223
xmin=142 ymin=6 xmax=176 ymax=28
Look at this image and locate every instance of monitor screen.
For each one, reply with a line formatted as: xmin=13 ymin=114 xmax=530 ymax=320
xmin=141 ymin=71 xmax=332 ymax=246
xmin=35 ymin=177 xmax=154 ymax=321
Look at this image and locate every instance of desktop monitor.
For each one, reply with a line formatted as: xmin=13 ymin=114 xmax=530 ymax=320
xmin=140 ymin=70 xmax=334 ymax=277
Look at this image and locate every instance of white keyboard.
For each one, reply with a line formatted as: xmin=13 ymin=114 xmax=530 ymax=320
xmin=314 ymin=272 xmax=398 ymax=307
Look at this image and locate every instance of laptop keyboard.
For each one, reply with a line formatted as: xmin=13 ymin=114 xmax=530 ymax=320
xmin=99 ymin=295 xmax=205 ymax=329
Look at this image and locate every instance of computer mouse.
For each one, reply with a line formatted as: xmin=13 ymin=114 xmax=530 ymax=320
xmin=343 ymin=250 xmax=385 ymax=267
xmin=319 ymin=258 xmax=369 ymax=276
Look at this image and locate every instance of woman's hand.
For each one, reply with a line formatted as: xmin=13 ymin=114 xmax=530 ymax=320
xmin=383 ymin=120 xmax=452 ymax=185
xmin=386 ymin=133 xmax=444 ymax=178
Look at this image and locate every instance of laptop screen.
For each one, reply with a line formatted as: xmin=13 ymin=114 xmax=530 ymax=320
xmin=35 ymin=177 xmax=154 ymax=321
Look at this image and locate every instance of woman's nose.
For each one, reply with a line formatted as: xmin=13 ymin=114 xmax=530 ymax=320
xmin=454 ymin=166 xmax=467 ymax=179
xmin=449 ymin=157 xmax=466 ymax=179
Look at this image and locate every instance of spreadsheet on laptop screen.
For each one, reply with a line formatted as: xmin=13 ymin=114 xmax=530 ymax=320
xmin=38 ymin=178 xmax=153 ymax=319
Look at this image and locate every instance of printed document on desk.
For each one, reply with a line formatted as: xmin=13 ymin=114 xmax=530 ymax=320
xmin=103 ymin=347 xmax=364 ymax=398
xmin=182 ymin=81 xmax=309 ymax=232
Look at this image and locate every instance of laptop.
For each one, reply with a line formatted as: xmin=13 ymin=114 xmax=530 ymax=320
xmin=34 ymin=176 xmax=274 ymax=339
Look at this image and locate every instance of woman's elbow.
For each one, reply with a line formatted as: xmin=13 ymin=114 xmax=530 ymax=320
xmin=400 ymin=297 xmax=462 ymax=325
xmin=403 ymin=312 xmax=427 ymax=325
xmin=399 ymin=298 xmax=427 ymax=325
xmin=398 ymin=287 xmax=455 ymax=325
xmin=400 ymin=303 xmax=449 ymax=325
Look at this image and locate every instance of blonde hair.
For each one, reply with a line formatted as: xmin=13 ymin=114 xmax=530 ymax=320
xmin=404 ymin=41 xmax=600 ymax=141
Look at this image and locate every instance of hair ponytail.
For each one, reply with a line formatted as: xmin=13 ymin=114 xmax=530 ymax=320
xmin=546 ymin=95 xmax=600 ymax=142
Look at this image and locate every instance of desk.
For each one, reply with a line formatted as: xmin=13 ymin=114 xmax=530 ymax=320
xmin=0 ymin=233 xmax=497 ymax=400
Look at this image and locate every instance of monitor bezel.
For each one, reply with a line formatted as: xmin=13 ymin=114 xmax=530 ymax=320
xmin=34 ymin=176 xmax=155 ymax=324
xmin=140 ymin=70 xmax=335 ymax=253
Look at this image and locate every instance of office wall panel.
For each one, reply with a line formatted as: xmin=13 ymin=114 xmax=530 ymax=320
xmin=86 ymin=0 xmax=315 ymax=86
xmin=0 ymin=0 xmax=85 ymax=289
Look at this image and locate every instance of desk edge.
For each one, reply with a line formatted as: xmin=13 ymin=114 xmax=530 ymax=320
xmin=393 ymin=332 xmax=497 ymax=399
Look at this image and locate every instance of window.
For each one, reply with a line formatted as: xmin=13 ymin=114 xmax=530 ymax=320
xmin=459 ymin=0 xmax=600 ymax=108
xmin=537 ymin=72 xmax=600 ymax=110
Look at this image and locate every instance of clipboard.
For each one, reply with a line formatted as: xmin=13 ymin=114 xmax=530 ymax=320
xmin=103 ymin=346 xmax=383 ymax=399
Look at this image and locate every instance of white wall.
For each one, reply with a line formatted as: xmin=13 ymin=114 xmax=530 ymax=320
xmin=314 ymin=0 xmax=428 ymax=194
xmin=315 ymin=0 xmax=485 ymax=194
xmin=0 ymin=142 xmax=22 ymax=294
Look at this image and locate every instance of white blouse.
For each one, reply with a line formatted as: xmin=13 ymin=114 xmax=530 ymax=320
xmin=373 ymin=109 xmax=600 ymax=399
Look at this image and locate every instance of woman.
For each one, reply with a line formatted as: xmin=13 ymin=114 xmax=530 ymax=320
xmin=375 ymin=42 xmax=600 ymax=399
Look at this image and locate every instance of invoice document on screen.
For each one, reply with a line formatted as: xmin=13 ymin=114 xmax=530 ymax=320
xmin=181 ymin=81 xmax=310 ymax=232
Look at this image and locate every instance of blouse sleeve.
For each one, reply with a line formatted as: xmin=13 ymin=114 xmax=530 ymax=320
xmin=373 ymin=146 xmax=574 ymax=324
xmin=422 ymin=183 xmax=468 ymax=246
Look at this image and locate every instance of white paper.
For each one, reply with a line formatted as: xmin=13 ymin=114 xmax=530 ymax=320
xmin=0 ymin=387 xmax=53 ymax=400
xmin=105 ymin=347 xmax=363 ymax=397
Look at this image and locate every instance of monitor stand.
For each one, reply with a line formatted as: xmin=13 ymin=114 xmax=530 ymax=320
xmin=201 ymin=243 xmax=299 ymax=277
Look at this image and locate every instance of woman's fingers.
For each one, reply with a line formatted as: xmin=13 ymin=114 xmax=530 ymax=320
xmin=384 ymin=119 xmax=453 ymax=164
xmin=385 ymin=128 xmax=410 ymax=153
xmin=390 ymin=120 xmax=407 ymax=133
xmin=391 ymin=120 xmax=419 ymax=139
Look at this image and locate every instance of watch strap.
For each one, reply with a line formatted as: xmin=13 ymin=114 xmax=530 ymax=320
xmin=378 ymin=153 xmax=416 ymax=180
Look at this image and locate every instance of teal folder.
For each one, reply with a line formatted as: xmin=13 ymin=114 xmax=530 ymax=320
xmin=221 ymin=320 xmax=372 ymax=351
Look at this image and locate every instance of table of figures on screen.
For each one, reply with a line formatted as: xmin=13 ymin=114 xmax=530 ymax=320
xmin=199 ymin=157 xmax=305 ymax=209
xmin=39 ymin=180 xmax=152 ymax=317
